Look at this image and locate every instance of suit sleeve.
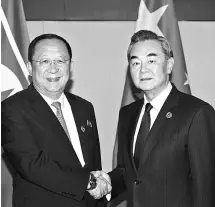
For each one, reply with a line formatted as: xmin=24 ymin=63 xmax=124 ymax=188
xmin=109 ymin=108 xmax=127 ymax=198
xmin=188 ymin=104 xmax=215 ymax=207
xmin=1 ymin=101 xmax=91 ymax=201
xmin=91 ymin=106 xmax=102 ymax=171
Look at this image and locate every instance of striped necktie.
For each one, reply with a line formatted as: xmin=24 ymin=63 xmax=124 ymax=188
xmin=51 ymin=101 xmax=70 ymax=138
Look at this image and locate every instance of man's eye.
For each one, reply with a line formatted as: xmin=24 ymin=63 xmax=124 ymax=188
xmin=131 ymin=62 xmax=140 ymax=66
xmin=41 ymin=59 xmax=49 ymax=64
xmin=148 ymin=60 xmax=156 ymax=64
xmin=56 ymin=59 xmax=64 ymax=64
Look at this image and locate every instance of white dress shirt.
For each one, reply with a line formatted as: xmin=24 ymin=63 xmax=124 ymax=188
xmin=132 ymin=82 xmax=172 ymax=154
xmin=40 ymin=92 xmax=86 ymax=167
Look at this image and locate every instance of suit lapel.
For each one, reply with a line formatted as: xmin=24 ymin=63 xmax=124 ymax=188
xmin=65 ymin=93 xmax=90 ymax=167
xmin=27 ymin=85 xmax=80 ymax=157
xmin=138 ymin=86 xmax=180 ymax=169
xmin=127 ymin=99 xmax=145 ymax=173
xmin=27 ymin=85 xmax=68 ymax=138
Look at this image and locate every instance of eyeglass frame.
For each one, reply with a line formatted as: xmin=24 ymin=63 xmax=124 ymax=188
xmin=31 ymin=58 xmax=72 ymax=68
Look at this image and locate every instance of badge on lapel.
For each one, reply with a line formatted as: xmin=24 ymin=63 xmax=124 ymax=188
xmin=87 ymin=120 xmax=92 ymax=127
xmin=81 ymin=120 xmax=92 ymax=133
xmin=166 ymin=112 xmax=172 ymax=119
xmin=81 ymin=126 xmax=85 ymax=132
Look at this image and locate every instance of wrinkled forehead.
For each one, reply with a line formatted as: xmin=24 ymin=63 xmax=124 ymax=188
xmin=129 ymin=40 xmax=164 ymax=59
xmin=34 ymin=39 xmax=69 ymax=57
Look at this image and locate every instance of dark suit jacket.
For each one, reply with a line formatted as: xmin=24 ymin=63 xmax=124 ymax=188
xmin=109 ymin=85 xmax=215 ymax=207
xmin=1 ymin=84 xmax=103 ymax=207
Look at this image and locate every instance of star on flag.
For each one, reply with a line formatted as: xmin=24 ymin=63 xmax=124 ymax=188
xmin=184 ymin=72 xmax=189 ymax=85
xmin=135 ymin=0 xmax=168 ymax=36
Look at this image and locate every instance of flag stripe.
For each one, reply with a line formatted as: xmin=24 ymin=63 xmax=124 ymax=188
xmin=157 ymin=0 xmax=191 ymax=94
xmin=1 ymin=7 xmax=29 ymax=84
xmin=1 ymin=1 xmax=30 ymax=206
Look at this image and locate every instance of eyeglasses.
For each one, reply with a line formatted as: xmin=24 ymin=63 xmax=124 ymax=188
xmin=32 ymin=58 xmax=71 ymax=68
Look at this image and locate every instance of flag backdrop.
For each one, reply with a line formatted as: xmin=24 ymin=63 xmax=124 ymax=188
xmin=1 ymin=0 xmax=29 ymax=101
xmin=112 ymin=0 xmax=191 ymax=206
xmin=121 ymin=0 xmax=191 ymax=108
xmin=22 ymin=0 xmax=215 ymax=21
xmin=1 ymin=0 xmax=30 ymax=206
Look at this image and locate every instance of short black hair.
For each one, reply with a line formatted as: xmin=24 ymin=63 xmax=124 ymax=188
xmin=28 ymin=33 xmax=72 ymax=62
xmin=127 ymin=30 xmax=173 ymax=61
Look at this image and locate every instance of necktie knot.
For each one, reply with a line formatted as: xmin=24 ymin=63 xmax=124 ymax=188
xmin=51 ymin=101 xmax=61 ymax=110
xmin=145 ymin=103 xmax=152 ymax=113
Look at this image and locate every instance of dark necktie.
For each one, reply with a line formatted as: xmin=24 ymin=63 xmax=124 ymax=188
xmin=51 ymin=102 xmax=70 ymax=138
xmin=134 ymin=103 xmax=153 ymax=168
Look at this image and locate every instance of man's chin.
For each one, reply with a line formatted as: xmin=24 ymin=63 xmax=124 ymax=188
xmin=42 ymin=84 xmax=64 ymax=93
xmin=137 ymin=84 xmax=153 ymax=92
xmin=47 ymin=88 xmax=64 ymax=93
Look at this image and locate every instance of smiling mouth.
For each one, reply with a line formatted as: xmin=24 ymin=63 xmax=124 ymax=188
xmin=46 ymin=77 xmax=61 ymax=82
xmin=140 ymin=78 xmax=152 ymax=81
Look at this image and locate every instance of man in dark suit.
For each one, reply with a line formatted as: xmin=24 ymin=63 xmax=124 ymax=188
xmin=1 ymin=34 xmax=111 ymax=207
xmin=93 ymin=30 xmax=215 ymax=207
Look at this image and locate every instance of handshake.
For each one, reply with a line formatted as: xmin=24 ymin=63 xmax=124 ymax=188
xmin=87 ymin=171 xmax=112 ymax=199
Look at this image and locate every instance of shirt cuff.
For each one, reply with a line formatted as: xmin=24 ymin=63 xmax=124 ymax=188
xmin=106 ymin=193 xmax=111 ymax=201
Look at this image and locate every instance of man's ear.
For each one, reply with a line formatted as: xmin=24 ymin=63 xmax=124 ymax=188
xmin=26 ymin=62 xmax=33 ymax=76
xmin=69 ymin=60 xmax=74 ymax=76
xmin=70 ymin=60 xmax=74 ymax=71
xmin=167 ymin=57 xmax=174 ymax=74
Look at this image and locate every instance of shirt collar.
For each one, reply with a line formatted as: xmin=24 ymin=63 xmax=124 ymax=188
xmin=145 ymin=82 xmax=172 ymax=111
xmin=39 ymin=91 xmax=65 ymax=108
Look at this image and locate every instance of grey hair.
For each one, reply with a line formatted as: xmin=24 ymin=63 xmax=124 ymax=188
xmin=127 ymin=30 xmax=173 ymax=61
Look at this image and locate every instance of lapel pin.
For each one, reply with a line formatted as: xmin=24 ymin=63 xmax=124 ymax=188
xmin=87 ymin=120 xmax=92 ymax=127
xmin=81 ymin=126 xmax=85 ymax=132
xmin=166 ymin=112 xmax=172 ymax=119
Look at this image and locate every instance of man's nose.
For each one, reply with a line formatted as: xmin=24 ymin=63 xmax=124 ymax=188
xmin=140 ymin=61 xmax=147 ymax=72
xmin=48 ymin=62 xmax=59 ymax=73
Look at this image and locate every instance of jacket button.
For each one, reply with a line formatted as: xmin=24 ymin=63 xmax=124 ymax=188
xmin=68 ymin=193 xmax=75 ymax=197
xmin=134 ymin=180 xmax=141 ymax=185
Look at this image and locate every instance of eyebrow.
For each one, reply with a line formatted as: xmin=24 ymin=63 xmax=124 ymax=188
xmin=130 ymin=56 xmax=139 ymax=60
xmin=147 ymin=53 xmax=157 ymax=57
xmin=130 ymin=53 xmax=158 ymax=61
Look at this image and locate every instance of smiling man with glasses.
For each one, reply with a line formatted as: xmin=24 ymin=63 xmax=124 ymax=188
xmin=1 ymin=34 xmax=110 ymax=207
xmin=27 ymin=35 xmax=73 ymax=100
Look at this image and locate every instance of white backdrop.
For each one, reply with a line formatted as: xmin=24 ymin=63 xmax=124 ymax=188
xmin=27 ymin=21 xmax=215 ymax=172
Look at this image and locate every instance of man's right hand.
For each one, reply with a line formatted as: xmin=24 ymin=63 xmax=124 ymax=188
xmin=87 ymin=171 xmax=112 ymax=199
